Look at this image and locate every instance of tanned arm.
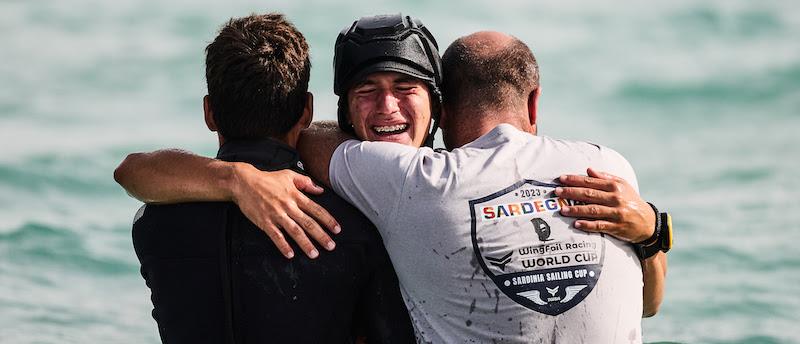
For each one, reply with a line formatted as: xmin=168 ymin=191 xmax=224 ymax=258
xmin=296 ymin=120 xmax=355 ymax=188
xmin=113 ymin=149 xmax=340 ymax=259
xmin=114 ymin=149 xmax=240 ymax=203
xmin=641 ymin=252 xmax=667 ymax=317
xmin=555 ymin=168 xmax=667 ymax=317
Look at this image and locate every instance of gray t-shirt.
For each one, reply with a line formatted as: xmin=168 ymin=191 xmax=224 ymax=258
xmin=330 ymin=124 xmax=644 ymax=343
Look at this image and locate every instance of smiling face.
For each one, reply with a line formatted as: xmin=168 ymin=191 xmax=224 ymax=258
xmin=346 ymin=72 xmax=432 ymax=147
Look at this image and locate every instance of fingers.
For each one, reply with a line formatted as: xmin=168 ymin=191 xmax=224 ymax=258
xmin=275 ymin=213 xmax=320 ymax=259
xmin=558 ymin=174 xmax=616 ymax=192
xmin=573 ymin=219 xmax=641 ymax=243
xmin=297 ymin=194 xmax=341 ymax=235
xmin=559 ymin=168 xmax=647 ymax=243
xmin=555 ymin=186 xmax=619 ymax=206
xmin=291 ymin=171 xmax=324 ymax=195
xmin=572 ymin=219 xmax=624 ymax=238
xmin=287 ymin=171 xmax=341 ymax=234
xmin=235 ymin=169 xmax=341 ymax=259
xmin=287 ymin=205 xmax=336 ymax=252
xmin=586 ymin=167 xmax=625 ymax=183
xmin=266 ymin=173 xmax=338 ymax=259
xmin=256 ymin=207 xmax=333 ymax=260
xmin=261 ymin=223 xmax=295 ymax=259
xmin=560 ymin=204 xmax=621 ymax=221
xmin=559 ymin=168 xmax=630 ymax=191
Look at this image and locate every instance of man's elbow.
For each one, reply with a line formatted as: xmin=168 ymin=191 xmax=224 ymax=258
xmin=643 ymin=289 xmax=664 ymax=318
xmin=114 ymin=153 xmax=143 ymax=186
xmin=642 ymin=303 xmax=661 ymax=318
xmin=114 ymin=152 xmax=156 ymax=203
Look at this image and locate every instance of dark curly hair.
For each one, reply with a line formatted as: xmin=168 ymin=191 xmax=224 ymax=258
xmin=205 ymin=13 xmax=311 ymax=139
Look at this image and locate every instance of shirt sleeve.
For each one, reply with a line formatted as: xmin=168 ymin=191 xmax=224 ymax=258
xmin=328 ymin=140 xmax=420 ymax=227
xmin=598 ymin=146 xmax=640 ymax=194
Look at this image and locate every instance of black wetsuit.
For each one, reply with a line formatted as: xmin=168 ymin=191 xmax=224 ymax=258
xmin=132 ymin=139 xmax=414 ymax=344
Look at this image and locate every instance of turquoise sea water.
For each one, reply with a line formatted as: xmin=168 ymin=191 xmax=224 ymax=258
xmin=1 ymin=0 xmax=798 ymax=342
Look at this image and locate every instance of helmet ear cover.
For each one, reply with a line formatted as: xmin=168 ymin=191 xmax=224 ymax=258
xmin=336 ymin=96 xmax=354 ymax=135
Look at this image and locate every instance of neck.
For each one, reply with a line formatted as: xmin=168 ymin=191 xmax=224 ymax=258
xmin=282 ymin=128 xmax=300 ymax=148
xmin=217 ymin=132 xmax=295 ymax=149
xmin=444 ymin=109 xmax=534 ymax=149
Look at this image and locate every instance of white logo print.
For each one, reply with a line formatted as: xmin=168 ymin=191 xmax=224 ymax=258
xmin=470 ymin=180 xmax=605 ymax=316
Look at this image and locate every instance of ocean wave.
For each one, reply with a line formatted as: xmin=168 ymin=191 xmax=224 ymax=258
xmin=0 ymin=154 xmax=120 ymax=195
xmin=615 ymin=63 xmax=800 ymax=107
xmin=0 ymin=222 xmax=138 ymax=276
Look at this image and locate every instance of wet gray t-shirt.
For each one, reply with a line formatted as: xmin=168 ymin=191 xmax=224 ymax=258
xmin=330 ymin=124 xmax=644 ymax=343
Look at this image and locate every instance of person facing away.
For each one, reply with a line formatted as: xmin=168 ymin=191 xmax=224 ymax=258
xmin=127 ymin=13 xmax=413 ymax=344
xmin=295 ymin=31 xmax=667 ymax=343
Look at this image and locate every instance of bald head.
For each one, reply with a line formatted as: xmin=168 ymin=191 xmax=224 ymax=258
xmin=458 ymin=31 xmax=516 ymax=55
xmin=441 ymin=31 xmax=539 ymax=118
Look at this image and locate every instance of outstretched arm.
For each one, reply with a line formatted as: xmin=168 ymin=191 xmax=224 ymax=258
xmin=113 ymin=149 xmax=340 ymax=259
xmin=555 ymin=168 xmax=667 ymax=317
xmin=115 ymin=149 xmax=240 ymax=203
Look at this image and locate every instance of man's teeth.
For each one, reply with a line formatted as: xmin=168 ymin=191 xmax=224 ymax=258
xmin=373 ymin=124 xmax=408 ymax=133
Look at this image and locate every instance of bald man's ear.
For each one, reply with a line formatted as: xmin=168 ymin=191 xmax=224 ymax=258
xmin=203 ymin=95 xmax=218 ymax=132
xmin=527 ymin=87 xmax=541 ymax=135
xmin=438 ymin=106 xmax=449 ymax=129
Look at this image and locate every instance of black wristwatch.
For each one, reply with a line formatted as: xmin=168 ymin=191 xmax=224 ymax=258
xmin=632 ymin=202 xmax=673 ymax=260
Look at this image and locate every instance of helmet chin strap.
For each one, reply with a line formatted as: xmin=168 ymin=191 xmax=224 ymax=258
xmin=423 ymin=118 xmax=440 ymax=148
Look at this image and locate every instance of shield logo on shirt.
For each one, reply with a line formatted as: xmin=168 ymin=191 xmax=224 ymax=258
xmin=469 ymin=179 xmax=605 ymax=316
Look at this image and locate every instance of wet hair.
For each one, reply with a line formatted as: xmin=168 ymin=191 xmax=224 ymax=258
xmin=441 ymin=36 xmax=539 ymax=115
xmin=205 ymin=13 xmax=311 ymax=139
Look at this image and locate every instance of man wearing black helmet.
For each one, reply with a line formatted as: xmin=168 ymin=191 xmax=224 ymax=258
xmin=332 ymin=14 xmax=443 ymax=149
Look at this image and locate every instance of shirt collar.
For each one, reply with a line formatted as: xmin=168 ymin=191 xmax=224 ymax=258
xmin=464 ymin=123 xmax=529 ymax=149
xmin=215 ymin=138 xmax=304 ymax=172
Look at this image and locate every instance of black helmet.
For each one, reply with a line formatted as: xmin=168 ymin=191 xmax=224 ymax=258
xmin=333 ymin=14 xmax=442 ymax=147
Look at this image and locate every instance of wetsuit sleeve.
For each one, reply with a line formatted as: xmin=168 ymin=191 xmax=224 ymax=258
xmin=599 ymin=146 xmax=640 ymax=194
xmin=328 ymin=140 xmax=419 ymax=227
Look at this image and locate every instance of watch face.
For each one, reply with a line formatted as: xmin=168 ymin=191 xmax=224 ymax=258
xmin=661 ymin=213 xmax=673 ymax=252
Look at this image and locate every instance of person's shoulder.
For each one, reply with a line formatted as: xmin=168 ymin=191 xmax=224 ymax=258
xmin=307 ymin=187 xmax=381 ymax=242
xmin=534 ymin=135 xmax=606 ymax=154
xmin=336 ymin=140 xmax=435 ymax=155
xmin=556 ymin=139 xmax=638 ymax=186
xmin=332 ymin=140 xmax=440 ymax=179
xmin=337 ymin=139 xmax=433 ymax=159
xmin=345 ymin=139 xmax=419 ymax=150
xmin=133 ymin=202 xmax=230 ymax=241
xmin=534 ymin=135 xmax=624 ymax=156
xmin=536 ymin=136 xmax=635 ymax=171
xmin=132 ymin=202 xmax=230 ymax=257
xmin=135 ymin=202 xmax=229 ymax=224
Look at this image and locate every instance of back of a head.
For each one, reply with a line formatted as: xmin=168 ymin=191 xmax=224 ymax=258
xmin=441 ymin=33 xmax=539 ymax=118
xmin=205 ymin=13 xmax=310 ymax=140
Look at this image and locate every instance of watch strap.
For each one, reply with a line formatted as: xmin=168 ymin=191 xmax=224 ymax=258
xmin=632 ymin=202 xmax=668 ymax=260
xmin=635 ymin=202 xmax=661 ymax=246
xmin=659 ymin=212 xmax=673 ymax=253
